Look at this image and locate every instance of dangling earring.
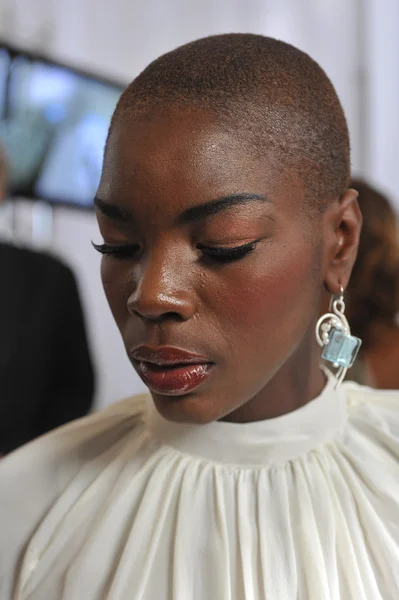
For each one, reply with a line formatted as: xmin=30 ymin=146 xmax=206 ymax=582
xmin=316 ymin=286 xmax=362 ymax=388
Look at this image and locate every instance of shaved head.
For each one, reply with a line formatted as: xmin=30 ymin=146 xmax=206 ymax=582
xmin=108 ymin=33 xmax=350 ymax=211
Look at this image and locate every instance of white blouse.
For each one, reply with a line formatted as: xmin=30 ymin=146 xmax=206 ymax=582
xmin=1 ymin=375 xmax=399 ymax=599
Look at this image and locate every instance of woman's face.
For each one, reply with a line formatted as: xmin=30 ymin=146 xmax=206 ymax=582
xmin=96 ymin=108 xmax=328 ymax=424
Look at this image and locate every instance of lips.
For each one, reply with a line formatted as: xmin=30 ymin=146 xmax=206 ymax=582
xmin=131 ymin=346 xmax=213 ymax=395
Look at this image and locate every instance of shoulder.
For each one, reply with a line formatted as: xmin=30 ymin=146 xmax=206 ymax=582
xmin=0 ymin=393 xmax=150 ymax=598
xmin=0 ymin=241 xmax=62 ymax=267
xmin=343 ymin=380 xmax=399 ymax=405
xmin=0 ymin=393 xmax=150 ymax=496
xmin=343 ymin=380 xmax=399 ymax=432
xmin=0 ymin=242 xmax=73 ymax=282
xmin=0 ymin=393 xmax=150 ymax=481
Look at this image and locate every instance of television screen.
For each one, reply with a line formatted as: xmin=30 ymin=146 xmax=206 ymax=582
xmin=0 ymin=45 xmax=123 ymax=208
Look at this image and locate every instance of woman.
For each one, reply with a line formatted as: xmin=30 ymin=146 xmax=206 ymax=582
xmin=1 ymin=34 xmax=399 ymax=600
xmin=345 ymin=179 xmax=399 ymax=388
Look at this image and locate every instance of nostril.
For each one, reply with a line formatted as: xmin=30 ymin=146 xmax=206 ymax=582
xmin=130 ymin=307 xmax=183 ymax=323
xmin=127 ymin=291 xmax=194 ymax=322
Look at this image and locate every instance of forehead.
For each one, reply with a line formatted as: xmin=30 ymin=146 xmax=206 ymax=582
xmin=98 ymin=108 xmax=303 ymax=213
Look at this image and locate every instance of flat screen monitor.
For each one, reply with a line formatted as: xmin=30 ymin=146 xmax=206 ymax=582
xmin=0 ymin=45 xmax=124 ymax=209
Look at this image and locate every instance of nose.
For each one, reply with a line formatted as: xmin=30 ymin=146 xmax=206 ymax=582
xmin=127 ymin=250 xmax=197 ymax=322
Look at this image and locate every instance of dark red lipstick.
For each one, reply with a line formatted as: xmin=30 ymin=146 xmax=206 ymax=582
xmin=131 ymin=346 xmax=213 ymax=395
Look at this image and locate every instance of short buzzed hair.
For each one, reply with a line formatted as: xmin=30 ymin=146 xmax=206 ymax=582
xmin=109 ymin=33 xmax=350 ymax=211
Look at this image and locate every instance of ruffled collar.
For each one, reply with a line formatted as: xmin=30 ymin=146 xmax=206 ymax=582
xmin=146 ymin=372 xmax=348 ymax=467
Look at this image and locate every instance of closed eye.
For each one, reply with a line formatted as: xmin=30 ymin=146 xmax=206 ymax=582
xmin=92 ymin=240 xmax=259 ymax=262
xmin=92 ymin=242 xmax=141 ymax=259
xmin=198 ymin=240 xmax=259 ymax=262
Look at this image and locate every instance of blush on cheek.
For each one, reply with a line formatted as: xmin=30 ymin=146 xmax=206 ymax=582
xmin=220 ymin=247 xmax=314 ymax=332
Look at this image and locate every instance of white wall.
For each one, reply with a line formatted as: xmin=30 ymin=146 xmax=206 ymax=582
xmin=363 ymin=0 xmax=399 ymax=208
xmin=1 ymin=0 xmax=397 ymax=408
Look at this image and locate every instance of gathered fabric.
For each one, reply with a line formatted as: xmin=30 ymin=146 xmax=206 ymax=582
xmin=1 ymin=376 xmax=399 ymax=599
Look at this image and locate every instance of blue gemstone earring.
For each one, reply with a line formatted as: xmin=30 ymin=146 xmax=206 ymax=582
xmin=316 ymin=287 xmax=362 ymax=387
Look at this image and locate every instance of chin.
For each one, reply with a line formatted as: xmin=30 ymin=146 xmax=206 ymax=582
xmin=151 ymin=392 xmax=222 ymax=425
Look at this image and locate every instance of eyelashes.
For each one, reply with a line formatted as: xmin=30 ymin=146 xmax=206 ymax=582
xmin=197 ymin=241 xmax=257 ymax=262
xmin=91 ymin=242 xmax=141 ymax=259
xmin=92 ymin=240 xmax=258 ymax=263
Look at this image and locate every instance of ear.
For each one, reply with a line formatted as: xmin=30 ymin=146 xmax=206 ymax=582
xmin=323 ymin=188 xmax=362 ymax=295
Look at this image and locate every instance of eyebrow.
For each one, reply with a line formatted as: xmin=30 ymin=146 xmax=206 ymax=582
xmin=179 ymin=193 xmax=271 ymax=223
xmin=93 ymin=192 xmax=271 ymax=224
xmin=94 ymin=196 xmax=134 ymax=222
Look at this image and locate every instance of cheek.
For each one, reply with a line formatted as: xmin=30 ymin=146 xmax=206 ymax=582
xmin=101 ymin=259 xmax=130 ymax=327
xmin=207 ymin=240 xmax=318 ymax=348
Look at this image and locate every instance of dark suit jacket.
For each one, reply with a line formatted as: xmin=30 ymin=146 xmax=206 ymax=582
xmin=0 ymin=242 xmax=94 ymax=454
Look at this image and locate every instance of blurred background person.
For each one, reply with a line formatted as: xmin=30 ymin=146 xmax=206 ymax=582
xmin=345 ymin=179 xmax=399 ymax=388
xmin=0 ymin=144 xmax=94 ymax=455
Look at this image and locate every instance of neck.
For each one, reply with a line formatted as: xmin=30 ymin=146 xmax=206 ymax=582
xmin=221 ymin=335 xmax=326 ymax=423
